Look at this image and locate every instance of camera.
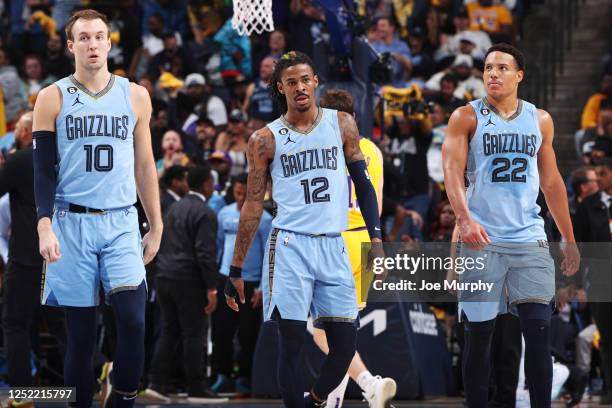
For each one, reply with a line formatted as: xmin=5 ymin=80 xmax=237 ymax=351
xmin=380 ymin=84 xmax=431 ymax=122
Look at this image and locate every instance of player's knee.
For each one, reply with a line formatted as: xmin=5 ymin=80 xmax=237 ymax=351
xmin=517 ymin=302 xmax=553 ymax=323
xmin=312 ymin=327 xmax=329 ymax=354
xmin=463 ymin=313 xmax=496 ymax=333
xmin=324 ymin=321 xmax=357 ymax=364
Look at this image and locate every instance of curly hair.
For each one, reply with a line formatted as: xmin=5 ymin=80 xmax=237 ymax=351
xmin=267 ymin=51 xmax=316 ymax=114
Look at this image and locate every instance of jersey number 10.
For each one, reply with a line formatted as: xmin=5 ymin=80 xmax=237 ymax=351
xmin=84 ymin=144 xmax=114 ymax=172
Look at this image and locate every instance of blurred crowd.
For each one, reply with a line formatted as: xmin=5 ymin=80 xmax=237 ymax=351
xmin=0 ymin=0 xmax=610 ymax=405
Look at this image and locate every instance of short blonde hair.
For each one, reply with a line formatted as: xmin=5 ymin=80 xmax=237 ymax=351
xmin=65 ymin=9 xmax=111 ymax=41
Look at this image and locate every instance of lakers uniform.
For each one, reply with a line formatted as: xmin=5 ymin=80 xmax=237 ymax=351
xmin=42 ymin=74 xmax=145 ymax=307
xmin=262 ymin=108 xmax=358 ymax=325
xmin=458 ymin=98 xmax=554 ymax=322
xmin=343 ymin=138 xmax=383 ymax=309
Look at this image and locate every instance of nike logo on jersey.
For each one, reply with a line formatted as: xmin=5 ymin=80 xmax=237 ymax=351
xmin=72 ymin=94 xmax=84 ymax=106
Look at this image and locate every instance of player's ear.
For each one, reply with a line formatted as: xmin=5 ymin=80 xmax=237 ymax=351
xmin=67 ymin=40 xmax=75 ymax=55
xmin=516 ymin=69 xmax=524 ymax=84
xmin=277 ymin=80 xmax=284 ymax=95
xmin=313 ymin=74 xmax=319 ymax=89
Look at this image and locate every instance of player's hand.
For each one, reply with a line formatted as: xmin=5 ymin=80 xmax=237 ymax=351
xmin=204 ymin=289 xmax=217 ymax=314
xmin=225 ymin=277 xmax=245 ymax=312
xmin=142 ymin=227 xmax=162 ymax=265
xmin=251 ymin=288 xmax=263 ymax=308
xmin=369 ymin=238 xmax=388 ymax=283
xmin=458 ymin=218 xmax=490 ymax=251
xmin=561 ymin=242 xmax=580 ymax=277
xmin=38 ymin=220 xmax=61 ymax=263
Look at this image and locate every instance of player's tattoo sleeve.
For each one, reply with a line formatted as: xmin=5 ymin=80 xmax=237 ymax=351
xmin=231 ymin=129 xmax=274 ymax=267
xmin=339 ymin=112 xmax=364 ymax=164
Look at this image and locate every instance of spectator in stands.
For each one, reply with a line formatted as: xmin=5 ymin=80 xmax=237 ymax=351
xmin=194 ymin=116 xmax=217 ymax=162
xmin=581 ymin=73 xmax=612 ymax=130
xmin=253 ymin=30 xmax=287 ymax=73
xmin=173 ymin=73 xmax=228 ymax=128
xmin=429 ymin=73 xmax=467 ymax=117
xmin=212 ymin=173 xmax=272 ymax=395
xmin=20 ymin=55 xmax=55 ymax=109
xmin=435 ymin=6 xmax=492 ymax=64
xmin=0 ymin=47 xmax=24 ymax=124
xmin=160 ymin=165 xmax=189 ymax=214
xmin=425 ymin=54 xmax=485 ymax=100
xmin=243 ymin=56 xmax=278 ymax=123
xmin=215 ymin=109 xmax=249 ymax=177
xmin=45 ymin=34 xmax=73 ymax=79
xmin=140 ymin=0 xmax=189 ymax=39
xmin=208 ymin=150 xmax=232 ymax=196
xmin=138 ymin=75 xmax=168 ymax=115
xmin=386 ymin=114 xmax=433 ymax=239
xmin=151 ymin=108 xmax=170 ymax=160
xmin=371 ymin=17 xmax=413 ymax=85
xmin=429 ymin=200 xmax=455 ymax=241
xmin=146 ymin=166 xmax=222 ymax=402
xmin=147 ymin=31 xmax=193 ymax=80
xmin=156 ymin=130 xmax=191 ymax=177
xmin=570 ymin=166 xmax=600 ymax=213
xmin=288 ymin=0 xmax=325 ymax=58
xmin=406 ymin=26 xmax=434 ymax=81
xmin=426 ymin=102 xmax=448 ymax=183
xmin=213 ymin=18 xmax=253 ymax=79
xmin=581 ymin=99 xmax=612 ymax=163
xmin=466 ymin=0 xmax=513 ymax=43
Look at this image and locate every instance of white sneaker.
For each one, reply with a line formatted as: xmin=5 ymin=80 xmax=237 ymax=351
xmin=363 ymin=376 xmax=397 ymax=408
xmin=141 ymin=387 xmax=171 ymax=403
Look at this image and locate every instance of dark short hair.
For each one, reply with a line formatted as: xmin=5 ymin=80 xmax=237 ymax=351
xmin=440 ymin=73 xmax=459 ymax=87
xmin=485 ymin=43 xmax=526 ymax=72
xmin=233 ymin=173 xmax=248 ymax=186
xmin=268 ymin=51 xmax=316 ymax=114
xmin=570 ymin=166 xmax=596 ymax=196
xmin=161 ymin=165 xmax=187 ymax=188
xmin=320 ymin=89 xmax=355 ymax=115
xmin=187 ymin=165 xmax=212 ymax=190
xmin=600 ymin=98 xmax=612 ymax=111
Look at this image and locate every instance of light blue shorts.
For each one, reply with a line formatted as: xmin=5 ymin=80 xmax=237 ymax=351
xmin=41 ymin=204 xmax=146 ymax=307
xmin=457 ymin=242 xmax=555 ymax=322
xmin=261 ymin=228 xmax=358 ymax=326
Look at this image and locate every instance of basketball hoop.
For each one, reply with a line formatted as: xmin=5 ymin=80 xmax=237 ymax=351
xmin=231 ymin=0 xmax=274 ymax=36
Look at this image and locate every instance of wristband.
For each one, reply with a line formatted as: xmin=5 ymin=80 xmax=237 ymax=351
xmin=224 ymin=278 xmax=238 ymax=298
xmin=229 ymin=265 xmax=243 ymax=278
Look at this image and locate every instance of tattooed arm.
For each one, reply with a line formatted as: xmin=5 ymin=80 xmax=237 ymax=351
xmin=226 ymin=127 xmax=275 ymax=310
xmin=339 ymin=111 xmax=365 ymax=164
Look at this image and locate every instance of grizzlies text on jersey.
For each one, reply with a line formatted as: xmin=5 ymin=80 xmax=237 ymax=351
xmin=267 ymin=108 xmax=349 ymax=235
xmin=466 ymin=98 xmax=546 ymax=242
xmin=55 ymin=74 xmax=136 ymax=209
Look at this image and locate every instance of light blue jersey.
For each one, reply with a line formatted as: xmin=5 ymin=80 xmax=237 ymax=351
xmin=54 ymin=74 xmax=136 ymax=209
xmin=466 ymin=98 xmax=546 ymax=242
xmin=267 ymin=108 xmax=348 ymax=235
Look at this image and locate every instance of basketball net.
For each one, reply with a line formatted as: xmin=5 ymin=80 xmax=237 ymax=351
xmin=231 ymin=0 xmax=274 ymax=36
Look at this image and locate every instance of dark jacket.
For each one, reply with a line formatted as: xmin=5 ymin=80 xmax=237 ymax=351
xmin=573 ymin=191 xmax=611 ymax=288
xmin=0 ymin=145 xmax=43 ymax=267
xmin=156 ymin=192 xmax=218 ymax=288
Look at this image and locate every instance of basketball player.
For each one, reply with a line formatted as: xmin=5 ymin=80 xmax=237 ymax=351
xmin=442 ymin=43 xmax=580 ymax=408
xmin=224 ymin=51 xmax=383 ymax=408
xmin=314 ymin=89 xmax=396 ymax=408
xmin=32 ymin=10 xmax=162 ymax=408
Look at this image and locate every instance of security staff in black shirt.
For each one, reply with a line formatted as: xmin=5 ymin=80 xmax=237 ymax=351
xmin=0 ymin=111 xmax=65 ymax=388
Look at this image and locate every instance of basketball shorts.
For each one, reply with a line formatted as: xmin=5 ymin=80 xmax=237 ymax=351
xmin=342 ymin=227 xmax=371 ymax=310
xmin=262 ymin=228 xmax=358 ymax=327
xmin=41 ymin=203 xmax=146 ymax=307
xmin=457 ymin=242 xmax=555 ymax=322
